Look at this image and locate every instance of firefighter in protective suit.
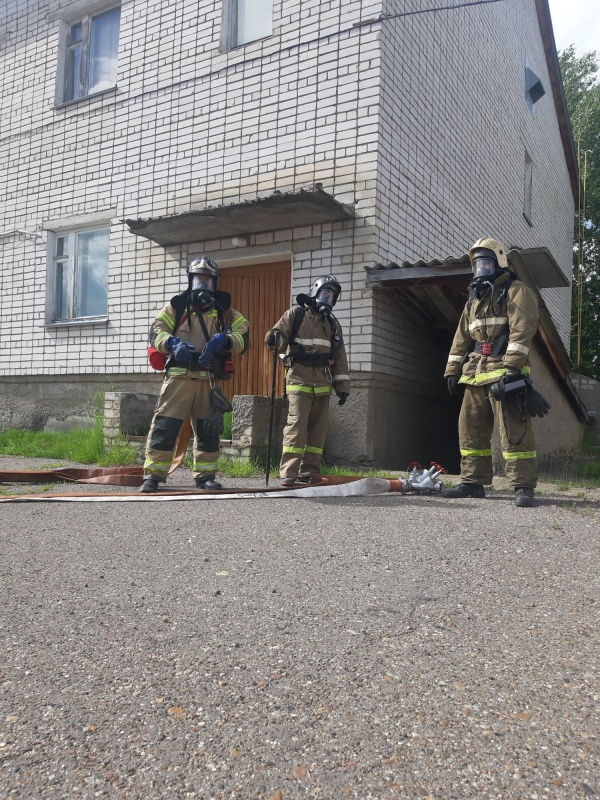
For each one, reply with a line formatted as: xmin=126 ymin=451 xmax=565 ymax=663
xmin=141 ymin=257 xmax=249 ymax=493
xmin=265 ymin=276 xmax=350 ymax=487
xmin=442 ymin=238 xmax=549 ymax=508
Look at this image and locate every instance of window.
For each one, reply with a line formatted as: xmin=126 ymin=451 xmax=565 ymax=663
xmin=225 ymin=0 xmax=273 ymax=49
xmin=525 ymin=65 xmax=545 ymax=112
xmin=64 ymin=6 xmax=121 ymax=101
xmin=50 ymin=228 xmax=109 ymax=322
xmin=524 ymin=150 xmax=533 ymax=226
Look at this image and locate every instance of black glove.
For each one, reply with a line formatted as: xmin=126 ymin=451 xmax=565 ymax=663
xmin=504 ymin=367 xmax=522 ymax=382
xmin=446 ymin=375 xmax=459 ymax=396
xmin=526 ymin=386 xmax=551 ymax=418
xmin=337 ymin=391 xmax=349 ymax=406
xmin=167 ymin=336 xmax=194 ymax=364
xmin=203 ymin=387 xmax=233 ymax=438
xmin=265 ymin=330 xmax=278 ymax=348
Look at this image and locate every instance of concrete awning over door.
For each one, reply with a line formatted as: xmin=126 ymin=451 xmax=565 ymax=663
xmin=125 ymin=187 xmax=354 ymax=246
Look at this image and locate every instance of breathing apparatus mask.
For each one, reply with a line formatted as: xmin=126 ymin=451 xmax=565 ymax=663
xmin=188 ymin=257 xmax=219 ymax=308
xmin=305 ymin=275 xmax=341 ymax=317
xmin=469 ymin=239 xmax=509 ymax=300
xmin=315 ymin=286 xmax=337 ymax=316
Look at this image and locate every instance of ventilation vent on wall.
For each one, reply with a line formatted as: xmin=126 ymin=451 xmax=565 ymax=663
xmin=525 ymin=67 xmax=546 ymax=110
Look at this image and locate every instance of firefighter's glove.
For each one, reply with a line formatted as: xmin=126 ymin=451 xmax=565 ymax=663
xmin=526 ymin=386 xmax=551 ymax=418
xmin=337 ymin=391 xmax=349 ymax=406
xmin=504 ymin=367 xmax=523 ymax=383
xmin=446 ymin=375 xmax=459 ymax=396
xmin=167 ymin=337 xmax=194 ymax=365
xmin=203 ymin=387 xmax=233 ymax=438
xmin=196 ymin=333 xmax=227 ymax=367
xmin=265 ymin=330 xmax=278 ymax=348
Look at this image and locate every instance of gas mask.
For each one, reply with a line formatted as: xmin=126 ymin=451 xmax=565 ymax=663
xmin=315 ymin=286 xmax=337 ymax=316
xmin=191 ymin=273 xmax=216 ymax=307
xmin=470 ymin=250 xmax=503 ymax=299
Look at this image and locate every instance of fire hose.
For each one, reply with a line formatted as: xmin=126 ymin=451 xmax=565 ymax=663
xmin=0 ymin=462 xmax=447 ymax=503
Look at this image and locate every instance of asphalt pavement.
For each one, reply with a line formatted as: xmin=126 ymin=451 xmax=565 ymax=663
xmin=0 ymin=456 xmax=598 ymax=799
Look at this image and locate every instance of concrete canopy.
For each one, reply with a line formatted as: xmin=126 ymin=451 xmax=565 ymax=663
xmin=125 ymin=187 xmax=355 ymax=246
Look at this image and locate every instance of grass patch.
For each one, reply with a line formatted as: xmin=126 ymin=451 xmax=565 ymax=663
xmin=0 ymin=423 xmax=105 ymax=463
xmin=321 ymin=464 xmax=398 ymax=479
xmin=0 ymin=415 xmax=138 ymax=467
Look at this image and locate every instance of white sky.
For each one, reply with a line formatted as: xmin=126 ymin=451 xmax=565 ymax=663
xmin=546 ymin=0 xmax=600 ymax=55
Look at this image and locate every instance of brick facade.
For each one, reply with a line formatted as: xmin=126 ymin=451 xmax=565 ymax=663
xmin=0 ymin=0 xmax=578 ymax=466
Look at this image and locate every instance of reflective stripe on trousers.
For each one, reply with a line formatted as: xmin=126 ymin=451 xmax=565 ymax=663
xmin=458 ymin=384 xmax=537 ymax=488
xmin=144 ymin=375 xmax=221 ymax=480
xmin=280 ymin=390 xmax=330 ymax=480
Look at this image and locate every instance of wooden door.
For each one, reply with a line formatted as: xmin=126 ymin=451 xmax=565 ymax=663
xmin=218 ymin=261 xmax=291 ymax=399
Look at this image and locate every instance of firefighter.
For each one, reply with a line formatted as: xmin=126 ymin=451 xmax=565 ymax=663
xmin=442 ymin=237 xmax=549 ymax=508
xmin=140 ymin=257 xmax=249 ymax=493
xmin=265 ymin=275 xmax=350 ymax=487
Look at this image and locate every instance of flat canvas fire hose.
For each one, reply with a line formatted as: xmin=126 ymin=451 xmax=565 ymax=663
xmin=0 ymin=461 xmax=445 ymax=503
xmin=0 ymin=477 xmax=399 ymax=503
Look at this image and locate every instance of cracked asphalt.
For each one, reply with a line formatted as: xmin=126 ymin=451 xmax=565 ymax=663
xmin=0 ymin=456 xmax=598 ymax=799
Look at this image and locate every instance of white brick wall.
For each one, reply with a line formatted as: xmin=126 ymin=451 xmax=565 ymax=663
xmin=0 ymin=0 xmax=574 ymax=385
xmin=371 ymin=0 xmax=574 ymax=379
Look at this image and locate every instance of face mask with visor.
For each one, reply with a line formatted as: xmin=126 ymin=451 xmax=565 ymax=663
xmin=191 ymin=273 xmax=216 ymax=304
xmin=315 ymin=286 xmax=337 ymax=314
xmin=471 ymin=256 xmax=498 ymax=280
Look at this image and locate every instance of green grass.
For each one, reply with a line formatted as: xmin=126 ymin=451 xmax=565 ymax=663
xmin=321 ymin=464 xmax=398 ymax=479
xmin=0 ymin=415 xmax=138 ymax=467
xmin=0 ymin=423 xmax=105 ymax=463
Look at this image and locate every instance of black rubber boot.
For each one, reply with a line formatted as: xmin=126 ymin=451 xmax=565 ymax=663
xmin=514 ymin=487 xmax=535 ymax=507
xmin=139 ymin=478 xmax=160 ymax=494
xmin=442 ymin=482 xmax=486 ymax=499
xmin=195 ymin=476 xmax=223 ymax=491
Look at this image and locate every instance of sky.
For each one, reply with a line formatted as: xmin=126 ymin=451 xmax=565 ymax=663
xmin=546 ymin=0 xmax=600 ymax=55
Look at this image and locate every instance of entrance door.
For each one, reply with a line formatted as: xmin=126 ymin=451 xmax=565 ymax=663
xmin=218 ymin=261 xmax=291 ymax=399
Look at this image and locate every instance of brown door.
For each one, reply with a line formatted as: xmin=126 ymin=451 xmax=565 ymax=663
xmin=218 ymin=261 xmax=290 ymax=399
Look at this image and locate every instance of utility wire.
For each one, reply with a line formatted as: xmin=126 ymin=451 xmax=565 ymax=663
xmin=354 ymin=0 xmax=505 ymax=28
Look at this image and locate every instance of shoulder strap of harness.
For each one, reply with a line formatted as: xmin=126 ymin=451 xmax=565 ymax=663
xmin=290 ymin=306 xmax=306 ymax=344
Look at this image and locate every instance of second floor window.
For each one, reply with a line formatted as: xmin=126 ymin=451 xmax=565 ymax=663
xmin=65 ymin=6 xmax=121 ymax=101
xmin=51 ymin=228 xmax=110 ymax=322
xmin=229 ymin=0 xmax=273 ymax=48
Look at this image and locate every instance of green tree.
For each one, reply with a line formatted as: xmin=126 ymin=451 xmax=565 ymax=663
xmin=558 ymin=45 xmax=600 ymax=379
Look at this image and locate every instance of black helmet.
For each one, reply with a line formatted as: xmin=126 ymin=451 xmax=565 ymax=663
xmin=309 ymin=275 xmax=341 ymax=308
xmin=188 ymin=256 xmax=219 ymax=283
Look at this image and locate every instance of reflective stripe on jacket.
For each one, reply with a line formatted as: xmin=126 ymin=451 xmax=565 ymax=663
xmin=444 ymin=273 xmax=539 ymax=387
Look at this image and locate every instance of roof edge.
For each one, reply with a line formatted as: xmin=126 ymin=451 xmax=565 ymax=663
xmin=534 ymin=0 xmax=579 ymax=200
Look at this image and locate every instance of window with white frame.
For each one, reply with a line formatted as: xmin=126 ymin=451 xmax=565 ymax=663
xmin=50 ymin=228 xmax=110 ymax=322
xmin=63 ymin=5 xmax=121 ymax=101
xmin=226 ymin=0 xmax=273 ymax=48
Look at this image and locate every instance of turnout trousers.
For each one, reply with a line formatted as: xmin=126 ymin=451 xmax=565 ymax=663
xmin=143 ymin=374 xmax=220 ymax=482
xmin=280 ymin=389 xmax=331 ymax=480
xmin=459 ymin=384 xmax=538 ymax=488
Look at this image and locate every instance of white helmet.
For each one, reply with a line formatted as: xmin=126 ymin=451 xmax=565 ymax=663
xmin=469 ymin=237 xmax=508 ymax=279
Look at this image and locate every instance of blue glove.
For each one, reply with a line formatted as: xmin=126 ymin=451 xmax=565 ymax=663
xmin=167 ymin=336 xmax=194 ymax=364
xmin=196 ymin=333 xmax=227 ymax=367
